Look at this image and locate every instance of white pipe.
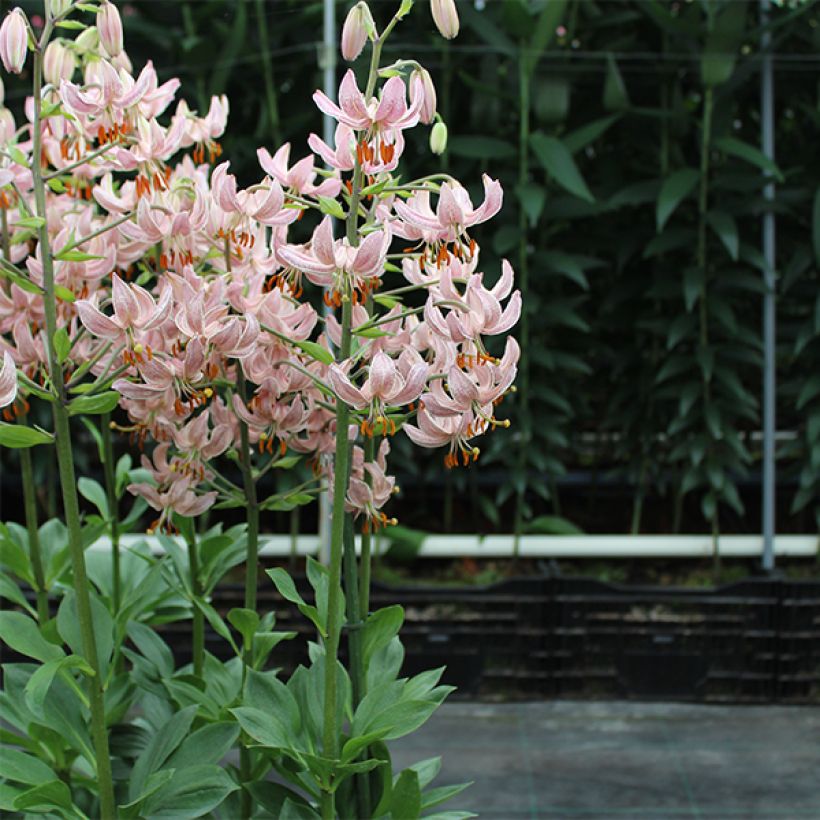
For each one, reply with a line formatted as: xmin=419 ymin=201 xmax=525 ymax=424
xmin=89 ymin=533 xmax=818 ymax=558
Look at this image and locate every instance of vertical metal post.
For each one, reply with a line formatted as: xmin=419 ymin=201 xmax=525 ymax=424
xmin=318 ymin=0 xmax=337 ymax=565
xmin=760 ymin=0 xmax=776 ymax=571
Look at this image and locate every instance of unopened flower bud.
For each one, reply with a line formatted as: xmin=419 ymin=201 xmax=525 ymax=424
xmin=411 ymin=67 xmax=437 ymax=124
xmin=341 ymin=2 xmax=373 ymax=62
xmin=0 ymin=9 xmax=29 ymax=75
xmin=430 ymin=121 xmax=448 ymax=155
xmin=43 ymin=41 xmax=75 ymax=85
xmin=431 ymin=0 xmax=459 ymax=40
xmin=50 ymin=0 xmax=73 ymax=17
xmin=75 ymin=27 xmax=99 ymax=53
xmin=97 ymin=1 xmax=123 ymax=57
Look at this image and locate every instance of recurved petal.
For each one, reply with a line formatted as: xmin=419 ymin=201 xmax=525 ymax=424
xmin=0 ymin=350 xmax=18 ymax=408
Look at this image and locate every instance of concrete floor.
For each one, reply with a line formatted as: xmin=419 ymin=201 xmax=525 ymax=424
xmin=391 ymin=701 xmax=820 ymax=820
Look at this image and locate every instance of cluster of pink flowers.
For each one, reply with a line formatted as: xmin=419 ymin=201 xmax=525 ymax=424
xmin=0 ymin=0 xmax=519 ymax=534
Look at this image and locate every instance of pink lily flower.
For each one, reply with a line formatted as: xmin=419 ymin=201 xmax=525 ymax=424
xmin=328 ymin=348 xmax=428 ymax=430
xmin=404 ymin=406 xmax=482 ymax=468
xmin=211 ymin=161 xmax=297 ymax=228
xmin=0 ymin=349 xmax=18 ymax=408
xmin=277 ymin=215 xmax=390 ymax=290
xmin=76 ymin=274 xmax=172 ymax=344
xmin=392 ymin=174 xmax=503 ymax=244
xmin=313 ymin=69 xmax=423 ymax=134
xmin=257 ymin=143 xmax=341 ymax=198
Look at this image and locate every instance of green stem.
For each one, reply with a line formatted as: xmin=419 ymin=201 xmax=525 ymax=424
xmin=512 ymin=45 xmax=531 ymax=562
xmin=100 ymin=414 xmax=120 ymax=613
xmin=19 ymin=417 xmax=49 ymax=623
xmin=2 ymin=213 xmax=48 ymax=623
xmin=185 ymin=528 xmax=204 ymax=677
xmin=236 ymin=370 xmax=259 ymax=820
xmin=255 ymin=0 xmax=283 ymax=146
xmin=31 ymin=32 xmax=115 ymax=819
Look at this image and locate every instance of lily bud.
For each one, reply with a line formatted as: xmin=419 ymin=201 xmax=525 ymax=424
xmin=341 ymin=2 xmax=373 ymax=62
xmin=430 ymin=121 xmax=448 ymax=155
xmin=411 ymin=67 xmax=437 ymax=124
xmin=97 ymin=0 xmax=123 ymax=57
xmin=431 ymin=0 xmax=459 ymax=40
xmin=0 ymin=9 xmax=29 ymax=75
xmin=43 ymin=41 xmax=76 ymax=85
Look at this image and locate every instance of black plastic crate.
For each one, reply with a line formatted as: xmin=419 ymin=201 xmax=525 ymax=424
xmin=553 ymin=578 xmax=780 ymax=702
xmin=775 ymin=581 xmax=820 ymax=703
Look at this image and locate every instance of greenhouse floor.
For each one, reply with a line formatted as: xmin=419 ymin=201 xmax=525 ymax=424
xmin=391 ymin=701 xmax=820 ymax=819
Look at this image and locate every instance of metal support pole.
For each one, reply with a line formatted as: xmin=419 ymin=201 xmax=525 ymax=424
xmin=318 ymin=0 xmax=337 ymax=566
xmin=760 ymin=0 xmax=776 ymax=571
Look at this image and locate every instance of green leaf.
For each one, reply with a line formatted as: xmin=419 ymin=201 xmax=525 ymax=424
xmin=362 ymin=605 xmax=404 ymax=671
xmin=700 ymin=1 xmax=747 ymax=87
xmin=272 ymin=455 xmax=301 ymax=469
xmin=24 ymin=654 xmax=95 ymax=715
xmin=706 ymin=211 xmax=739 ymax=261
xmin=0 ymin=573 xmax=37 ymax=616
xmin=12 ymin=780 xmax=73 ymax=814
xmin=142 ymin=765 xmax=238 ymax=818
xmin=0 ymin=748 xmax=57 ymax=786
xmin=0 ymin=423 xmax=54 ymax=449
xmin=388 ymin=769 xmax=422 ymax=819
xmin=165 ymin=723 xmax=240 ymax=770
xmin=53 ymin=249 xmax=103 ymax=262
xmin=523 ymin=515 xmax=583 ymax=535
xmin=0 ymin=264 xmax=44 ymax=294
xmin=77 ymin=477 xmax=109 ymax=518
xmin=227 ymin=607 xmax=260 ymax=648
xmin=14 ymin=216 xmax=45 ymax=230
xmin=230 ymin=706 xmax=292 ymax=750
xmin=812 ymin=188 xmax=820 ymax=267
xmin=54 ymin=285 xmax=76 ymax=303
xmin=295 ymin=339 xmax=334 ymax=366
xmin=318 ymin=195 xmax=345 ymax=219
xmin=448 ymin=135 xmax=516 ymax=160
xmin=67 ymin=391 xmax=120 ymax=416
xmin=56 ymin=590 xmax=114 ymax=679
xmin=714 ymin=136 xmax=783 ymax=182
xmin=656 ymin=169 xmax=699 ymax=231
xmin=0 ymin=611 xmax=63 ymax=662
xmin=603 ymin=54 xmax=630 ymax=111
xmin=129 ymin=705 xmax=199 ymax=802
xmin=515 ymin=182 xmax=546 ymax=228
xmin=266 ymin=567 xmax=326 ymax=637
xmin=563 ymin=115 xmax=620 ymax=155
xmin=530 ymin=133 xmax=594 ymax=203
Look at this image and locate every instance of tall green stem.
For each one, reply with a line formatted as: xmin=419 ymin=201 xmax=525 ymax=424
xmin=255 ymin=0 xmax=283 ymax=146
xmin=31 ymin=31 xmax=116 ymax=817
xmin=3 ymin=212 xmax=48 ymax=623
xmin=697 ymin=87 xmax=719 ymax=567
xmin=184 ymin=526 xmax=204 ymax=677
xmin=100 ymin=414 xmax=120 ymax=612
xmin=19 ymin=418 xmax=50 ymax=623
xmin=236 ymin=369 xmax=259 ymax=820
xmin=512 ymin=46 xmax=531 ymax=561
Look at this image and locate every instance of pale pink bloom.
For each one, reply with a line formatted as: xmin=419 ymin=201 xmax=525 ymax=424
xmin=59 ymin=59 xmax=161 ymax=119
xmin=0 ymin=349 xmax=18 ymax=408
xmin=410 ymin=68 xmax=437 ymax=125
xmin=176 ymin=95 xmax=229 ymax=147
xmin=404 ymin=406 xmax=479 ymax=460
xmin=114 ymin=114 xmax=185 ymax=168
xmin=173 ymin=411 xmax=232 ymax=461
xmin=346 ymin=440 xmax=396 ymax=525
xmin=313 ymin=69 xmax=423 ymax=134
xmin=257 ymin=144 xmax=341 ymax=198
xmin=392 ymin=175 xmax=503 ymax=243
xmin=328 ymin=349 xmax=428 ymax=415
xmin=424 ymin=260 xmax=521 ymax=343
xmin=211 ymin=161 xmax=296 ymax=227
xmin=76 ymin=274 xmax=172 ymax=342
xmin=277 ymin=215 xmax=390 ymax=289
xmin=431 ymin=0 xmax=460 ymax=39
xmin=0 ymin=9 xmax=28 ymax=74
xmin=43 ymin=41 xmax=76 ymax=85
xmin=421 ymin=337 xmax=519 ymax=417
xmin=97 ymin=1 xmax=124 ymax=57
xmin=308 ymin=123 xmax=355 ymax=172
xmin=341 ymin=2 xmax=372 ymax=61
